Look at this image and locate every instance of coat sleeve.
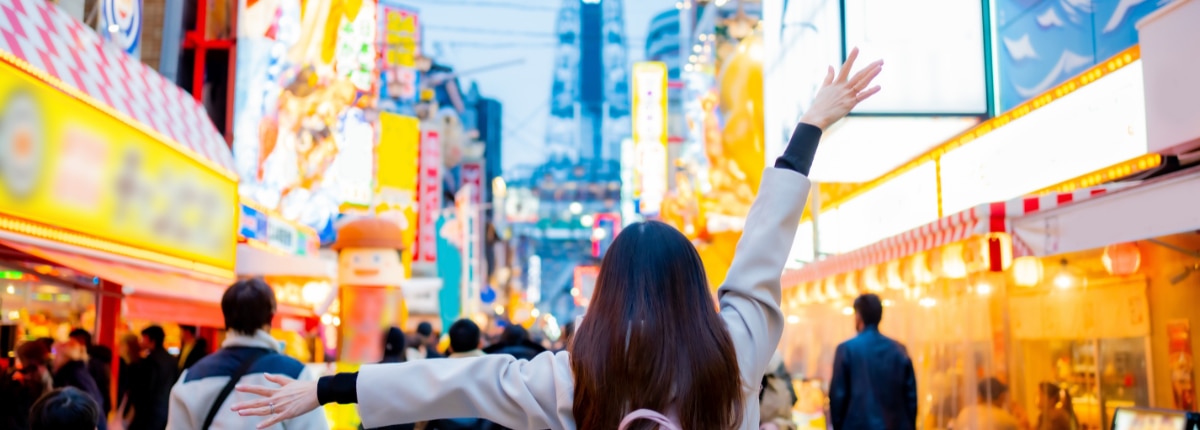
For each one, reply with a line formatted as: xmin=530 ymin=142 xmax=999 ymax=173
xmin=829 ymin=344 xmax=849 ymax=430
xmin=356 ymin=352 xmax=575 ymax=430
xmin=166 ymin=371 xmax=194 ymax=430
xmin=717 ymin=167 xmax=811 ymax=389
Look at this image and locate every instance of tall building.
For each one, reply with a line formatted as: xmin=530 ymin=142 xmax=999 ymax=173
xmin=545 ymin=0 xmax=631 ymax=162
xmin=645 ymin=9 xmax=682 ymax=80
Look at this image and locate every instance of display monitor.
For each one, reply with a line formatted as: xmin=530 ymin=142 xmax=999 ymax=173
xmin=1111 ymin=407 xmax=1192 ymax=430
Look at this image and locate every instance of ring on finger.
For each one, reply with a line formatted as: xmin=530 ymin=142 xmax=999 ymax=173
xmin=269 ymin=402 xmax=275 ymax=415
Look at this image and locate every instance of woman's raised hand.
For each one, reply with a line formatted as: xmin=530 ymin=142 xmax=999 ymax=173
xmin=799 ymin=47 xmax=883 ymax=131
xmin=230 ymin=373 xmax=320 ymax=429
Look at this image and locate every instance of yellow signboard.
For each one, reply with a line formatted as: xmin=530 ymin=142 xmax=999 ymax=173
xmin=0 ymin=60 xmax=238 ymax=271
xmin=376 ymin=112 xmax=419 ymax=277
xmin=631 ymin=61 xmax=668 ymax=215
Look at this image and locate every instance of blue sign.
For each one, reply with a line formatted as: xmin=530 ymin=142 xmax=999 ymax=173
xmin=100 ymin=0 xmax=142 ymax=57
xmin=994 ymin=0 xmax=1171 ymax=112
xmin=239 ymin=204 xmax=268 ymax=241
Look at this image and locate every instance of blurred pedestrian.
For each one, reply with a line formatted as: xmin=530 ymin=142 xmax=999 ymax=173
xmin=406 ymin=322 xmax=443 ymax=361
xmin=1 ymin=341 xmax=53 ymax=430
xmin=381 ymin=328 xmax=407 ymax=364
xmin=69 ymin=329 xmax=114 ymax=415
xmin=1036 ymin=382 xmax=1078 ymax=430
xmin=230 ymin=50 xmax=882 ymax=430
xmin=114 ymin=334 xmax=141 ymax=430
xmin=557 ymin=321 xmax=575 ymax=352
xmin=759 ymin=352 xmax=797 ymax=430
xmin=167 ymin=277 xmax=328 ymax=430
xmin=29 ymin=387 xmax=103 ymax=430
xmin=51 ymin=340 xmax=107 ymax=430
xmin=176 ymin=325 xmax=208 ymax=372
xmin=829 ymin=293 xmax=917 ymax=430
xmin=446 ymin=319 xmax=484 ymax=359
xmin=128 ymin=326 xmax=176 ymax=430
xmin=952 ymin=378 xmax=1020 ymax=430
xmin=482 ymin=325 xmax=544 ymax=361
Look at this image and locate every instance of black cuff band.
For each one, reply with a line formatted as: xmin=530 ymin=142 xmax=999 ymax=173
xmin=317 ymin=372 xmax=359 ymax=405
xmin=774 ymin=122 xmax=823 ymax=176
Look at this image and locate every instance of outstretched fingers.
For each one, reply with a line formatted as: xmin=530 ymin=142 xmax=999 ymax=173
xmin=836 ymin=48 xmax=860 ymax=83
xmin=856 ymin=85 xmax=882 ymax=102
xmin=849 ymin=60 xmax=884 ymax=92
xmin=823 ymin=65 xmax=835 ymax=86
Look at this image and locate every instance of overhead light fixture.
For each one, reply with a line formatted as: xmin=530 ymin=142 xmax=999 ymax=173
xmin=1052 ymin=259 xmax=1084 ymax=289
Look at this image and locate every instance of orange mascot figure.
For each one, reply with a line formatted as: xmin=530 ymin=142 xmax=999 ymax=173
xmin=331 ymin=217 xmax=407 ymax=364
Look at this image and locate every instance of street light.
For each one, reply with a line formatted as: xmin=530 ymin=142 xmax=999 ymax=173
xmin=569 ymin=202 xmax=583 ymax=215
xmin=580 ymin=214 xmax=594 ymax=227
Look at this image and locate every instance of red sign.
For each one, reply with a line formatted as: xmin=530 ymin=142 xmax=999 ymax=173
xmin=460 ymin=162 xmax=484 ymax=206
xmin=416 ymin=130 xmax=442 ymax=263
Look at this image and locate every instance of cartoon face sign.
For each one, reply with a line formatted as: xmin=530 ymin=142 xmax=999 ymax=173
xmin=338 ymin=247 xmax=405 ymax=286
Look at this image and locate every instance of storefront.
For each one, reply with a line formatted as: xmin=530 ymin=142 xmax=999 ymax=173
xmin=236 ymin=202 xmax=335 ymax=363
xmin=0 ymin=0 xmax=238 ymax=361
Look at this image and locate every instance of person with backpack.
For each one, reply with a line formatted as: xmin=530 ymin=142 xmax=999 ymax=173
xmin=232 ymin=50 xmax=883 ymax=430
xmin=166 ymin=278 xmax=328 ymax=430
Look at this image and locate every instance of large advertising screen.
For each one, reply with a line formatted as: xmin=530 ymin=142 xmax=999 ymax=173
xmin=994 ymin=0 xmax=1169 ymax=111
xmin=233 ymin=0 xmax=379 ymax=245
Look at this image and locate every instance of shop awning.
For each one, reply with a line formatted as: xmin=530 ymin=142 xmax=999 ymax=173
xmin=235 ymin=244 xmax=333 ymax=279
xmin=1011 ymin=166 xmax=1200 ymax=257
xmin=781 ymin=183 xmax=1134 ymax=287
xmin=1 ymin=240 xmax=230 ymax=303
xmin=0 ymin=0 xmax=235 ymax=174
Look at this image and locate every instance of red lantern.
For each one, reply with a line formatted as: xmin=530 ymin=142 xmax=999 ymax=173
xmin=1103 ymin=242 xmax=1141 ymax=276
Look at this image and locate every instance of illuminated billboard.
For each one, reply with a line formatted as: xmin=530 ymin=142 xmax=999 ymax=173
xmin=632 ymin=61 xmax=668 ymax=216
xmin=232 ymin=0 xmax=379 ymax=244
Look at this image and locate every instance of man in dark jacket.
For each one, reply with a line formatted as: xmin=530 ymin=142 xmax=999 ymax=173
xmin=129 ymin=325 xmax=177 ymax=430
xmin=69 ymin=328 xmax=113 ymax=415
xmin=176 ymin=324 xmax=208 ymax=372
xmin=829 ymin=293 xmax=917 ymax=430
xmin=483 ymin=325 xmax=545 ymax=360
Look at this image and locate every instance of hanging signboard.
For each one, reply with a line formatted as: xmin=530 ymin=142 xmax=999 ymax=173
xmin=631 ymin=62 xmax=668 ymax=216
xmin=100 ymin=0 xmax=143 ymax=57
xmin=377 ymin=1 xmax=421 ymax=115
xmin=460 ymin=162 xmax=484 ymax=207
xmin=416 ymin=130 xmax=442 ymax=264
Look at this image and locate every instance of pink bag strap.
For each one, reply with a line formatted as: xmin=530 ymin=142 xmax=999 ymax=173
xmin=618 ymin=409 xmax=682 ymax=430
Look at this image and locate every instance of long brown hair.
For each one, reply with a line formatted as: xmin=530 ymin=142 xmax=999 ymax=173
xmin=570 ymin=221 xmax=744 ymax=429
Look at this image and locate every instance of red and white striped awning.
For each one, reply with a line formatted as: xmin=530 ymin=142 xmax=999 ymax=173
xmin=0 ymin=0 xmax=235 ymax=175
xmin=781 ymin=183 xmax=1137 ymax=288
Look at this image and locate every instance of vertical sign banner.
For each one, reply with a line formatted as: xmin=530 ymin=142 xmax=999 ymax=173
xmin=101 ymin=0 xmax=142 ymax=57
xmin=460 ymin=162 xmax=484 ymax=207
xmin=377 ymin=113 xmax=420 ymax=275
xmin=416 ymin=130 xmax=442 ymax=263
xmin=377 ymin=1 xmax=421 ymax=115
xmin=1168 ymin=320 xmax=1196 ymax=411
xmin=632 ymin=62 xmax=668 ymax=216
xmin=457 ymin=185 xmax=481 ymax=317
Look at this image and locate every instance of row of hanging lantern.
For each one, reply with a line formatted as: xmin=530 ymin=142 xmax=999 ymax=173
xmin=782 ymin=234 xmax=1015 ymax=310
xmin=782 ymin=236 xmax=1146 ymax=312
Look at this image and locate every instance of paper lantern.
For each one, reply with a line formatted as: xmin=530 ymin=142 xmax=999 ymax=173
xmin=911 ymin=253 xmax=936 ymax=284
xmin=939 ymin=243 xmax=968 ymax=279
xmin=1103 ymin=242 xmax=1141 ymax=276
xmin=885 ymin=259 xmax=905 ymax=290
xmin=808 ymin=282 xmax=826 ymax=303
xmin=1012 ymin=256 xmax=1043 ymax=287
xmin=841 ymin=272 xmax=861 ymax=297
xmin=823 ymin=277 xmax=842 ymax=300
xmin=863 ymin=265 xmax=885 ymax=292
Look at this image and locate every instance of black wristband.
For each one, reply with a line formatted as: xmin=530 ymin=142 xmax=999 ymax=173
xmin=316 ymin=372 xmax=359 ymax=405
xmin=774 ymin=122 xmax=823 ymax=176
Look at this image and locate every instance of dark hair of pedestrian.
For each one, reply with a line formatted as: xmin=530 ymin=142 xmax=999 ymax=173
xmin=571 ymin=221 xmax=744 ymax=430
xmin=179 ymin=324 xmax=199 ymax=336
xmin=68 ymin=328 xmax=92 ymax=346
xmin=141 ymin=325 xmax=166 ymax=348
xmin=500 ymin=324 xmax=528 ymax=346
xmin=382 ymin=327 xmax=406 ymax=363
xmin=417 ymin=321 xmax=434 ymax=337
xmin=853 ymin=293 xmax=883 ymax=326
xmin=978 ymin=377 xmax=1008 ymax=402
xmin=222 ymin=277 xmax=277 ymax=335
xmin=29 ymin=387 xmax=102 ymax=430
xmin=17 ymin=340 xmax=50 ymax=370
xmin=448 ymin=319 xmax=481 ymax=353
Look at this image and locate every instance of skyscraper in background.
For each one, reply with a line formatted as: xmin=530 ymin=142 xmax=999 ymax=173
xmin=546 ymin=0 xmax=631 ymax=162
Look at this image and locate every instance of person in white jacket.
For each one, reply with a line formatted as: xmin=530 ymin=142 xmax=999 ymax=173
xmin=232 ymin=49 xmax=883 ymax=430
xmin=167 ymin=278 xmax=328 ymax=430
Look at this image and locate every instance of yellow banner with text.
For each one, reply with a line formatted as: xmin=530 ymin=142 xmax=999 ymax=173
xmin=0 ymin=60 xmax=238 ymax=271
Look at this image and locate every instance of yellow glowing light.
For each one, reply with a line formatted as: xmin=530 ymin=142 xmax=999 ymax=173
xmin=918 ymin=297 xmax=937 ymax=308
xmin=786 ymin=315 xmax=801 ymax=325
xmin=1012 ymin=256 xmax=1043 ymax=287
xmin=841 ymin=306 xmax=854 ymax=316
xmin=939 ymin=243 xmax=968 ymax=279
xmin=802 ymin=45 xmax=1143 ymax=223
